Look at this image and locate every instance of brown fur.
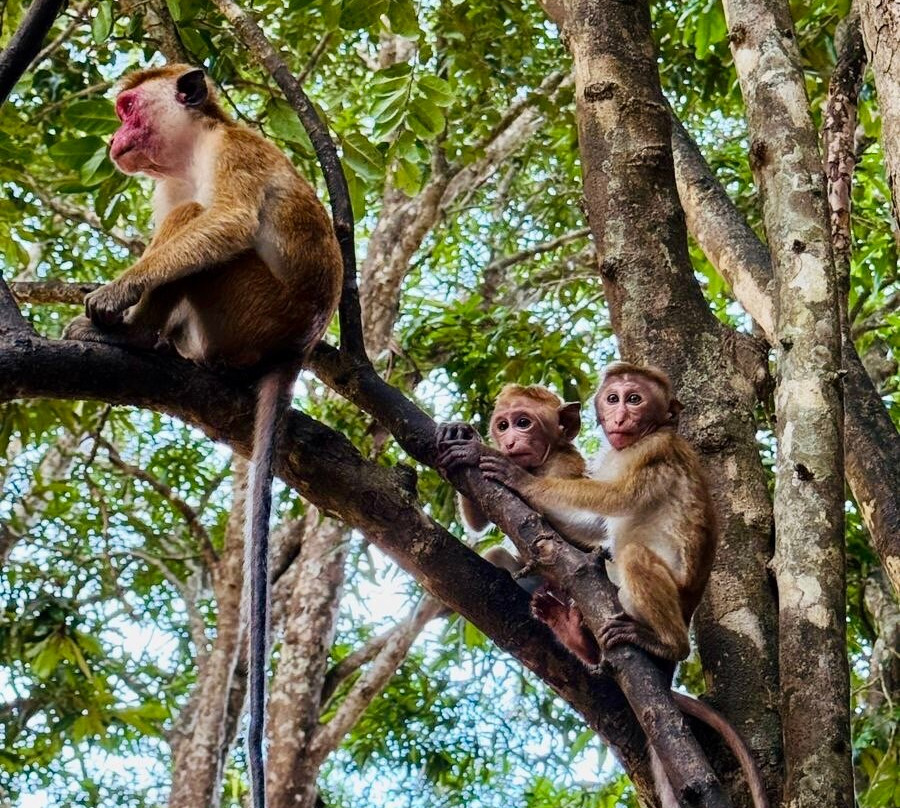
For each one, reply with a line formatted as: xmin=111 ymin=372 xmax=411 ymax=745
xmin=481 ymin=367 xmax=717 ymax=663
xmin=63 ymin=65 xmax=343 ymax=808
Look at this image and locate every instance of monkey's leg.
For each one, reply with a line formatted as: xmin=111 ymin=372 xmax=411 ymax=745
xmin=531 ymin=584 xmax=600 ymax=665
xmin=600 ymin=543 xmax=689 ymax=662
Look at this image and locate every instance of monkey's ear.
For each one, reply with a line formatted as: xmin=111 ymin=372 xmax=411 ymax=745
xmin=668 ymin=398 xmax=684 ymax=426
xmin=558 ymin=402 xmax=582 ymax=440
xmin=176 ymin=69 xmax=208 ymax=107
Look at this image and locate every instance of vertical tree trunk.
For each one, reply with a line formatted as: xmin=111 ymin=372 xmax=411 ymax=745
xmin=542 ymin=1 xmax=782 ymax=803
xmin=859 ymin=0 xmax=900 ymax=244
xmin=266 ymin=519 xmax=348 ymax=808
xmin=169 ymin=459 xmax=249 ymax=808
xmin=722 ymin=2 xmax=852 ymax=806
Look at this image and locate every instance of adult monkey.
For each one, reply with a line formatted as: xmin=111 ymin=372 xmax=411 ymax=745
xmin=437 ymin=384 xmax=605 ymax=662
xmin=63 ymin=65 xmax=343 ymax=808
xmin=444 ymin=364 xmax=768 ymax=808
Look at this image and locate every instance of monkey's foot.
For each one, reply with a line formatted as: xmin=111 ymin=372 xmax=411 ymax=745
xmin=62 ymin=316 xmax=110 ymax=343
xmin=85 ymin=279 xmax=143 ymax=328
xmin=598 ymin=613 xmax=685 ymax=662
xmin=532 ymin=586 xmax=600 ymax=665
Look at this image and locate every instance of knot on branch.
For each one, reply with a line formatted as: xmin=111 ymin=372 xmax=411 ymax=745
xmin=583 ymin=81 xmax=618 ymax=102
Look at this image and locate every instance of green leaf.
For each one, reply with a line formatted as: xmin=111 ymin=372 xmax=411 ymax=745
xmin=265 ymin=99 xmax=313 ymax=152
xmin=92 ymin=2 xmax=114 ymax=44
xmin=49 ymin=136 xmax=107 ymax=170
xmin=341 ymin=132 xmax=384 ymax=182
xmin=80 ymin=145 xmax=116 ymax=187
xmin=407 ymin=97 xmax=445 ymax=139
xmin=392 ymin=156 xmax=421 ymax=194
xmin=387 ymin=0 xmax=420 ymax=38
xmin=417 ymin=75 xmax=454 ymax=108
xmin=339 ymin=0 xmax=389 ymax=31
xmin=65 ymin=100 xmax=120 ymax=135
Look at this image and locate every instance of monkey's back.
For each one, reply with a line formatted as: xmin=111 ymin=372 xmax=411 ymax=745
xmin=154 ymin=124 xmax=343 ymax=368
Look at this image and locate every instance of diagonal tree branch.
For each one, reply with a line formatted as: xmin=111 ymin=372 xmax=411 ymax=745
xmin=0 ymin=330 xmax=658 ymax=793
xmin=0 ymin=0 xmax=67 ymax=105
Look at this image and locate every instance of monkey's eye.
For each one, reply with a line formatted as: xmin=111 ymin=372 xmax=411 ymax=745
xmin=496 ymin=419 xmax=509 ymax=431
xmin=626 ymin=393 xmax=642 ymax=404
xmin=116 ymin=94 xmax=135 ymax=119
xmin=515 ymin=417 xmax=531 ymax=429
xmin=606 ymin=394 xmax=619 ymax=404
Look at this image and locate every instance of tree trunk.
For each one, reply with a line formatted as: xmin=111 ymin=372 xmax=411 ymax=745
xmin=543 ymin=0 xmax=782 ymax=803
xmin=169 ymin=459 xmax=249 ymax=808
xmin=267 ymin=519 xmax=348 ymax=808
xmin=722 ymin=2 xmax=852 ymax=806
xmin=859 ymin=0 xmax=900 ymax=244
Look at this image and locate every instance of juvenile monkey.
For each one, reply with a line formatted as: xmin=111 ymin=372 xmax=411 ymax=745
xmin=480 ymin=362 xmax=716 ymax=663
xmin=437 ymin=384 xmax=604 ymax=662
xmin=452 ymin=365 xmax=767 ymax=808
xmin=63 ymin=65 xmax=342 ymax=808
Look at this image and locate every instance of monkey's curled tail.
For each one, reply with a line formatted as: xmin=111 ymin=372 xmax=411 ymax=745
xmin=652 ymin=693 xmax=770 ymax=808
xmin=246 ymin=367 xmax=295 ymax=808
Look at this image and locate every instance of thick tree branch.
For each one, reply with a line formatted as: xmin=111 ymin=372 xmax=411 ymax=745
xmin=723 ymin=2 xmax=851 ymax=805
xmin=670 ymin=101 xmax=900 ymax=596
xmin=0 ymin=331 xmax=655 ymax=791
xmin=211 ymin=0 xmax=365 ymax=359
xmin=0 ymin=0 xmax=67 ymax=105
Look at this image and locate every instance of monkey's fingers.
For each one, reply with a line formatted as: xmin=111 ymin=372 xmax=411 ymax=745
xmin=599 ymin=615 xmax=676 ymax=661
xmin=479 ymin=455 xmax=521 ymax=486
xmin=436 ymin=421 xmax=480 ymax=449
xmin=436 ymin=445 xmax=480 ymax=472
xmin=85 ymin=281 xmax=142 ymax=328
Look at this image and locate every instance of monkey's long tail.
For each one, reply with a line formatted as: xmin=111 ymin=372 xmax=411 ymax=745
xmin=247 ymin=367 xmax=295 ymax=808
xmin=672 ymin=692 xmax=770 ymax=808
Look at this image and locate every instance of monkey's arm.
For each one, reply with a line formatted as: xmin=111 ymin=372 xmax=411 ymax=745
xmin=84 ymin=196 xmax=260 ymax=327
xmin=480 ymin=453 xmax=667 ymax=516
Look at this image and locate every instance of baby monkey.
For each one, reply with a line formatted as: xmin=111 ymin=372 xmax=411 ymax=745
xmin=437 ymin=384 xmax=605 ymax=661
xmin=481 ymin=362 xmax=717 ymax=663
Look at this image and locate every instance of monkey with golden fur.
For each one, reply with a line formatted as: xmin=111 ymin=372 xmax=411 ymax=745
xmin=440 ymin=366 xmax=767 ymax=808
xmin=63 ymin=65 xmax=343 ymax=808
xmin=479 ymin=362 xmax=717 ymax=663
xmin=437 ymin=384 xmax=606 ymax=662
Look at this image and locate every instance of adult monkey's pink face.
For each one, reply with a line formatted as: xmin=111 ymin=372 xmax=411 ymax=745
xmin=109 ymin=68 xmax=208 ymax=179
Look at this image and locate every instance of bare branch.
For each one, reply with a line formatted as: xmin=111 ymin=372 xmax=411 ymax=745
xmin=10 ymin=280 xmax=100 ymax=306
xmin=0 ymin=332 xmax=649 ymax=780
xmin=29 ymin=2 xmax=90 ymax=70
xmin=309 ymin=596 xmax=444 ymax=764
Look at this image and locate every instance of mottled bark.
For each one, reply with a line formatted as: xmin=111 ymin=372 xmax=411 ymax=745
xmin=543 ymin=1 xmax=782 ymax=803
xmin=671 ymin=108 xmax=900 ymax=596
xmin=168 ymin=459 xmax=249 ymax=808
xmin=267 ymin=519 xmax=348 ymax=808
xmin=722 ymin=2 xmax=852 ymax=807
xmin=859 ymin=0 xmax=900 ymax=243
xmin=861 ymin=569 xmax=900 ymax=715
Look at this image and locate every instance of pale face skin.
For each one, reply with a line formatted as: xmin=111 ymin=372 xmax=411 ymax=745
xmin=595 ymin=373 xmax=669 ymax=451
xmin=489 ymin=396 xmax=553 ymax=470
xmin=110 ymin=79 xmax=197 ymax=179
